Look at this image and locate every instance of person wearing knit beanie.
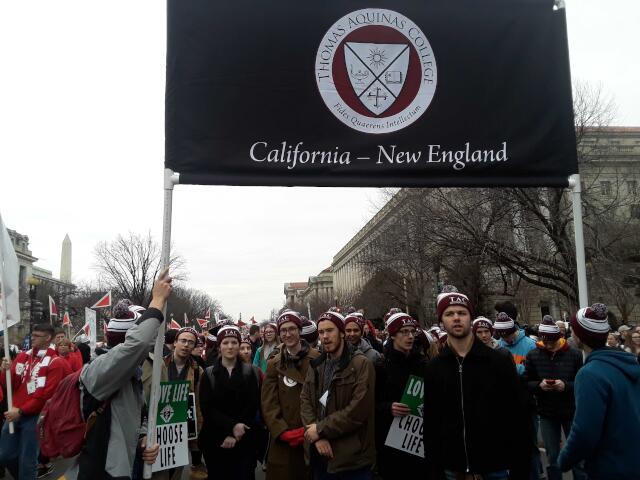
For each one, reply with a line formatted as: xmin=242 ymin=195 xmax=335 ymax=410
xmin=538 ymin=315 xmax=562 ymax=343
xmin=301 ymin=311 xmax=376 ymax=477
xmin=345 ymin=313 xmax=381 ymax=364
xmin=524 ymin=315 xmax=585 ymax=480
xmin=217 ymin=325 xmax=241 ymax=343
xmin=277 ymin=311 xmax=302 ymax=333
xmin=557 ymin=302 xmax=640 ymax=478
xmin=262 ymin=311 xmax=320 ymax=480
xmin=106 ymin=299 xmax=145 ymax=347
xmin=496 ymin=311 xmax=537 ymax=376
xmin=317 ymin=311 xmax=345 ymax=334
xmin=436 ymin=285 xmax=474 ymax=323
xmin=316 ymin=311 xmax=346 ymax=356
xmin=300 ymin=317 xmax=319 ymax=346
xmin=494 ymin=312 xmax=518 ymax=338
xmin=239 ymin=336 xmax=253 ymax=364
xmin=569 ymin=303 xmax=610 ymax=350
xmin=472 ymin=316 xmax=494 ymax=345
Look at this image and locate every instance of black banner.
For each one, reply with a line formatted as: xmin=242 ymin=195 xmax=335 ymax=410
xmin=166 ymin=0 xmax=577 ymax=187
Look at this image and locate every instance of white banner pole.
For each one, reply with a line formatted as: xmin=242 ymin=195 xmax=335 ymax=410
xmin=1 ymin=293 xmax=14 ymax=434
xmin=144 ymin=168 xmax=179 ymax=479
xmin=569 ymin=174 xmax=589 ymax=307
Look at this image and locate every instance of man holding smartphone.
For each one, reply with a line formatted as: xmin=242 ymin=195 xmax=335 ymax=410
xmin=524 ymin=315 xmax=585 ymax=480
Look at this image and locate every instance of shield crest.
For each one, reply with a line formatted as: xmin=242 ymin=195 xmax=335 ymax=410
xmin=344 ymin=42 xmax=410 ymax=115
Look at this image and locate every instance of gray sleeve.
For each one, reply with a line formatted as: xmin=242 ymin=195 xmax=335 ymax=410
xmin=81 ymin=309 xmax=163 ymax=400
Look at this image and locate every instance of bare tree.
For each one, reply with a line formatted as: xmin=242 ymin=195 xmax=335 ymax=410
xmin=168 ymin=286 xmax=223 ymax=327
xmin=360 ymin=82 xmax=637 ymax=316
xmin=93 ymin=232 xmax=186 ymax=306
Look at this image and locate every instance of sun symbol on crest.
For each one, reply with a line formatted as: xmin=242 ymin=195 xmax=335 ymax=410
xmin=367 ymin=48 xmax=387 ymax=69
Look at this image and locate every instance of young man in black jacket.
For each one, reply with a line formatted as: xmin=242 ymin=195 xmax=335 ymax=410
xmin=524 ymin=316 xmax=585 ymax=480
xmin=423 ymin=286 xmax=531 ymax=479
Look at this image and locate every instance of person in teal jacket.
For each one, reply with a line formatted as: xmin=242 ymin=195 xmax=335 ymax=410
xmin=558 ymin=303 xmax=640 ymax=480
xmin=494 ymin=312 xmax=536 ymax=375
xmin=253 ymin=322 xmax=278 ymax=374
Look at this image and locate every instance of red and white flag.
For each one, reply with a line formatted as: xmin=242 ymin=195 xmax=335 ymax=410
xmin=62 ymin=311 xmax=71 ymax=326
xmin=82 ymin=322 xmax=90 ymax=336
xmin=204 ymin=308 xmax=211 ymax=320
xmin=169 ymin=319 xmax=181 ymax=330
xmin=91 ymin=291 xmax=112 ymax=309
xmin=250 ymin=316 xmax=256 ymax=324
xmin=49 ymin=295 xmax=58 ymax=317
xmin=238 ymin=319 xmax=246 ymax=327
xmin=184 ymin=313 xmax=189 ymax=325
xmin=197 ymin=318 xmax=208 ymax=329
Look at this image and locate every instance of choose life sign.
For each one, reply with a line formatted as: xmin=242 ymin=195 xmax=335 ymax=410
xmin=384 ymin=374 xmax=424 ymax=457
xmin=152 ymin=381 xmax=190 ymax=472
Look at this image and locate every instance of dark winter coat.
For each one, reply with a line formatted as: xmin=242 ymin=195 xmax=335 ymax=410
xmin=198 ymin=356 xmax=260 ymax=455
xmin=423 ymin=339 xmax=531 ymax=476
xmin=524 ymin=339 xmax=583 ymax=420
xmin=375 ymin=344 xmax=428 ymax=478
xmin=300 ymin=343 xmax=376 ymax=474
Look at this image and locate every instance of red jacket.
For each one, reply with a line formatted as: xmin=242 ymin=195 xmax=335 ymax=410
xmin=57 ymin=348 xmax=83 ymax=373
xmin=0 ymin=345 xmax=65 ymax=415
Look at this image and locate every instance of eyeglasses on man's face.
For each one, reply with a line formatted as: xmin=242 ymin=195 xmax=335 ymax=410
xmin=177 ymin=338 xmax=196 ymax=347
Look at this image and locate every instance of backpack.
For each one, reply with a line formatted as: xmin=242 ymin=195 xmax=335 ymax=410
xmin=38 ymin=367 xmax=111 ymax=458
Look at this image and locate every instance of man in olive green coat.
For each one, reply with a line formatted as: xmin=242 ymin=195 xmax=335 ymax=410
xmin=300 ymin=311 xmax=376 ymax=479
xmin=262 ymin=311 xmax=320 ymax=480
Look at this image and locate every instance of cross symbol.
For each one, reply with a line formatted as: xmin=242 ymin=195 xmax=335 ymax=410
xmin=367 ymin=87 xmax=387 ymax=108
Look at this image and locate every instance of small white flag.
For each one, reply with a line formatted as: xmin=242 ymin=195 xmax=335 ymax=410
xmin=0 ymin=212 xmax=21 ymax=332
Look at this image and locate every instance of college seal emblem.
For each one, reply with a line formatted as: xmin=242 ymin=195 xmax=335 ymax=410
xmin=315 ymin=8 xmax=437 ymax=134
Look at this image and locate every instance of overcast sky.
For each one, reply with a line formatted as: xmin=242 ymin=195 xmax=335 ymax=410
xmin=1 ymin=0 xmax=638 ymax=320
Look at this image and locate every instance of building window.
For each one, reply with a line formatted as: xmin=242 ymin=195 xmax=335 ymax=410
xmin=627 ymin=180 xmax=638 ymax=195
xmin=19 ymin=266 xmax=26 ymax=287
xmin=600 ymin=181 xmax=612 ymax=196
xmin=631 ymin=205 xmax=640 ymax=220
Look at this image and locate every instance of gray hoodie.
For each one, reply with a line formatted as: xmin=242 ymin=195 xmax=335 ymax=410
xmin=66 ymin=308 xmax=163 ymax=479
xmin=356 ymin=337 xmax=382 ymax=364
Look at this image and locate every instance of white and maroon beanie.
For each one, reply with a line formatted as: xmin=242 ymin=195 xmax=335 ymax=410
xmin=494 ymin=312 xmax=517 ymax=337
xmin=317 ymin=311 xmax=346 ymax=333
xmin=217 ymin=325 xmax=242 ymax=342
xmin=538 ymin=315 xmax=562 ymax=341
xmin=301 ymin=317 xmax=319 ymax=344
xmin=107 ymin=299 xmax=144 ymax=346
xmin=277 ymin=311 xmax=302 ymax=332
xmin=570 ymin=303 xmax=610 ymax=349
xmin=385 ymin=312 xmax=417 ymax=337
xmin=344 ymin=313 xmax=365 ymax=332
xmin=472 ymin=316 xmax=494 ymax=334
xmin=436 ymin=285 xmax=474 ymax=322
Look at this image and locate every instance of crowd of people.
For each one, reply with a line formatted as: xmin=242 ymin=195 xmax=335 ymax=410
xmin=1 ymin=271 xmax=639 ymax=480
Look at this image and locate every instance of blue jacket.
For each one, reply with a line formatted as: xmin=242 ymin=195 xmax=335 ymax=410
xmin=498 ymin=329 xmax=536 ymax=375
xmin=558 ymin=348 xmax=640 ymax=479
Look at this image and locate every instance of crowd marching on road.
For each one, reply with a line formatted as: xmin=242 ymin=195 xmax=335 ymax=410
xmin=1 ymin=271 xmax=639 ymax=480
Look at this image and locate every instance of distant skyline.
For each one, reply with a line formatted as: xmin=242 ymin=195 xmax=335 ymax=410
xmin=1 ymin=0 xmax=638 ymax=319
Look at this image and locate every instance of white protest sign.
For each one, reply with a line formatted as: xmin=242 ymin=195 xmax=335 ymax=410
xmin=85 ymin=308 xmax=97 ymax=353
xmin=152 ymin=381 xmax=190 ymax=472
xmin=384 ymin=414 xmax=424 ymax=457
xmin=384 ymin=374 xmax=425 ymax=458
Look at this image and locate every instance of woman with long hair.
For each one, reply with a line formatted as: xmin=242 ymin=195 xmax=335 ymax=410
xmin=199 ymin=326 xmax=260 ymax=480
xmin=253 ymin=323 xmax=278 ymax=374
